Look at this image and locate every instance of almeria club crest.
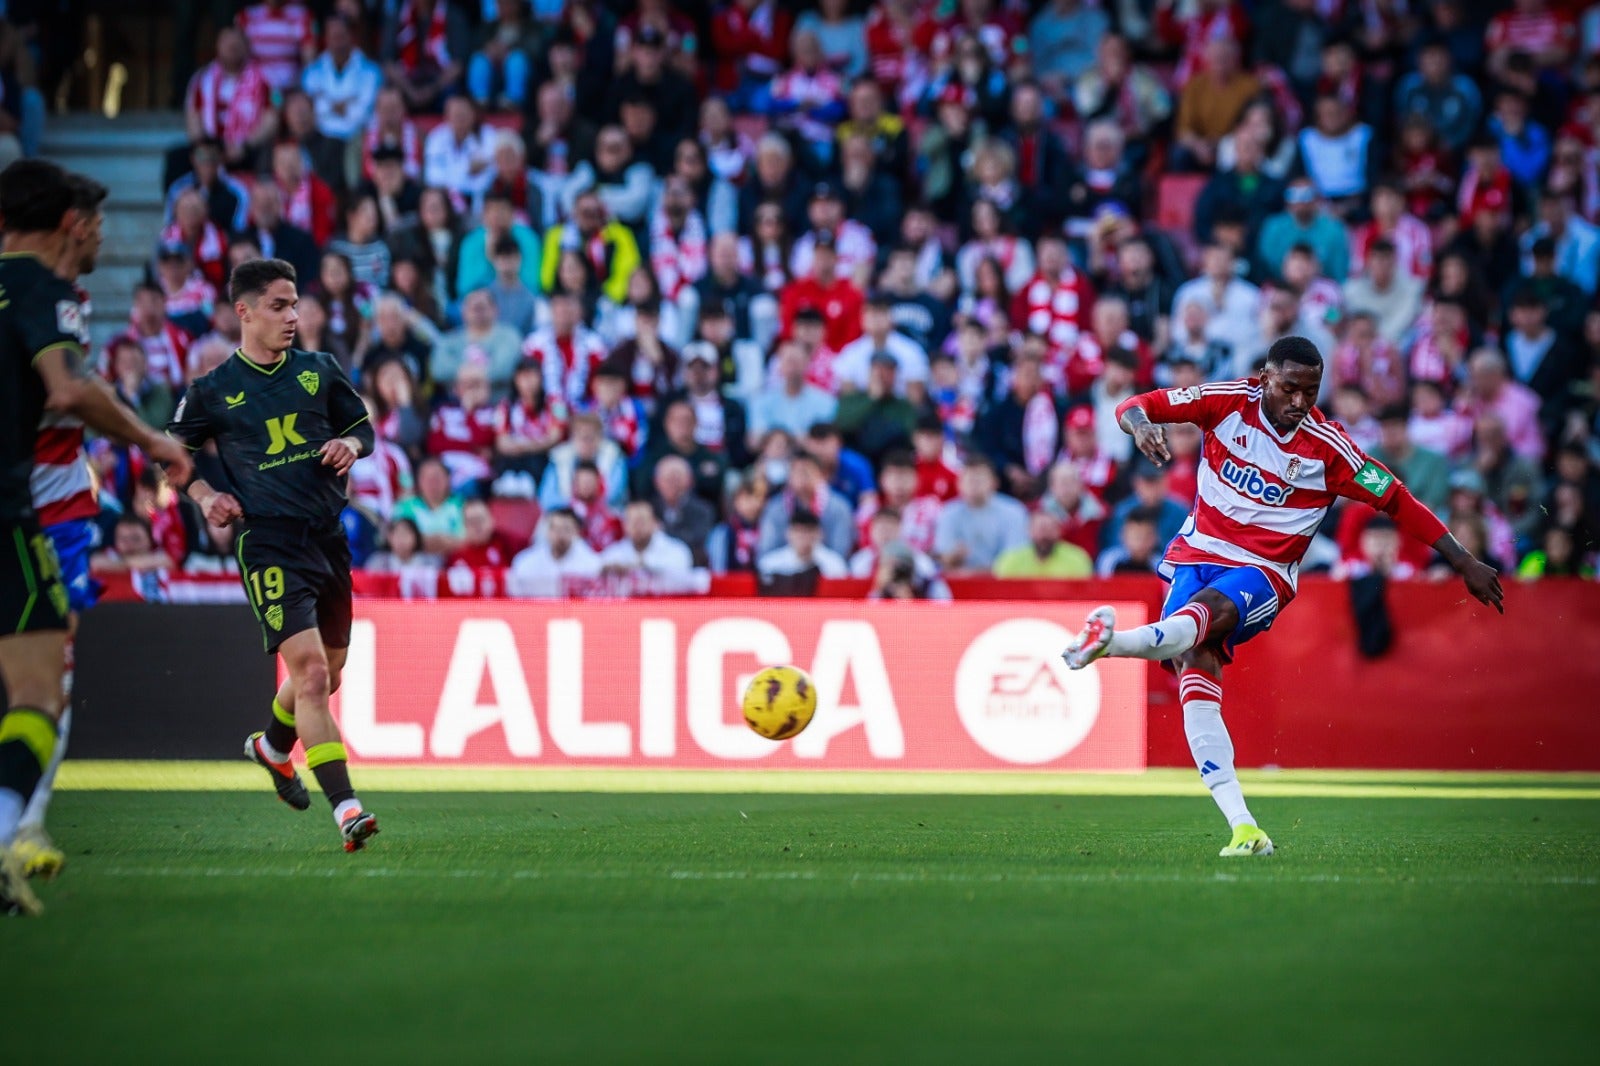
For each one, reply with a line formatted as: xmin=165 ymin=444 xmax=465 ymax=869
xmin=1285 ymin=457 xmax=1302 ymax=481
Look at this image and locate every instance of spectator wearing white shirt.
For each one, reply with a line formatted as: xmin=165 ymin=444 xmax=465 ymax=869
xmin=599 ymin=500 xmax=696 ymax=578
xmin=301 ymin=14 xmax=382 ymax=142
xmin=424 ymin=96 xmax=496 ymax=206
xmin=509 ymin=507 xmax=602 ymax=595
xmin=834 ymin=293 xmax=930 ymax=402
xmin=749 ymin=338 xmax=838 ymax=444
xmin=758 ymin=508 xmax=850 ymax=579
xmin=1296 ymin=93 xmax=1375 ymax=215
xmin=1171 ymin=242 xmax=1263 ymax=377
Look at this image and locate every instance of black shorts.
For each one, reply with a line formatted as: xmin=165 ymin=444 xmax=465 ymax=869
xmin=235 ymin=519 xmax=353 ymax=655
xmin=0 ymin=516 xmax=71 ymax=636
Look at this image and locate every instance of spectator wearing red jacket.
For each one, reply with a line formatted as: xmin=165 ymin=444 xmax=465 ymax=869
xmin=711 ymin=0 xmax=794 ymax=107
xmin=779 ymin=229 xmax=864 ymax=353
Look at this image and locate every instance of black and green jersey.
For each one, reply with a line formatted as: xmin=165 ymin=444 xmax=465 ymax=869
xmin=167 ymin=348 xmax=375 ymax=527
xmin=0 ymin=252 xmax=86 ymax=522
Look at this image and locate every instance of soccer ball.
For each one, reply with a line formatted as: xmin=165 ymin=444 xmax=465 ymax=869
xmin=741 ymin=665 xmax=818 ymax=741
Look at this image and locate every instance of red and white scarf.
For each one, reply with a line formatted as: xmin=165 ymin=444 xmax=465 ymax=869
xmin=1022 ymin=391 xmax=1058 ymax=476
xmin=192 ymin=61 xmax=269 ymax=153
xmin=649 ymin=208 xmax=708 ymax=301
xmin=396 ymin=1 xmax=451 ymax=70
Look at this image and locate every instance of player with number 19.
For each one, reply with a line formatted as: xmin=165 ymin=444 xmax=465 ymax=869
xmin=165 ymin=257 xmax=379 ymax=853
xmin=1063 ymin=337 xmax=1503 ymax=857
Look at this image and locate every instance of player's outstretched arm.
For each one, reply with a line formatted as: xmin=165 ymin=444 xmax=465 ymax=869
xmin=35 ymin=346 xmax=194 ymax=486
xmin=1432 ymin=530 xmax=1505 ymax=615
xmin=1372 ymin=472 xmax=1505 ymax=615
xmin=1118 ymin=404 xmax=1170 ymax=467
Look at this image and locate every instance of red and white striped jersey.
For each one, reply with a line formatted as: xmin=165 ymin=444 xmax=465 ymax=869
xmin=349 ymin=438 xmax=414 ymax=522
xmin=32 ymin=285 xmax=95 ymax=527
xmin=236 ymin=2 xmax=316 ymax=90
xmin=1120 ymin=378 xmax=1415 ymax=602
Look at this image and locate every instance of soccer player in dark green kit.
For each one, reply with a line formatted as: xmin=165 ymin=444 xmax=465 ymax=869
xmin=0 ymin=159 xmax=195 ymax=915
xmin=166 ymin=258 xmax=379 ymax=852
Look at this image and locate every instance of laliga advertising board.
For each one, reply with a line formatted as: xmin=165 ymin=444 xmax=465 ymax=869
xmin=330 ymin=601 xmax=1147 ymax=770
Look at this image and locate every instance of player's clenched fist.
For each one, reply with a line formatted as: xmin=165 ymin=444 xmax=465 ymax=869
xmin=1133 ymin=424 xmax=1171 ymax=466
xmin=319 ymin=437 xmax=362 ymax=475
xmin=198 ymin=490 xmax=243 ymax=527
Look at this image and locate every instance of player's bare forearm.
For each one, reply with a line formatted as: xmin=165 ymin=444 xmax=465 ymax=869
xmin=1119 ymin=403 xmax=1171 ymax=466
xmin=186 ymin=478 xmax=244 ymax=526
xmin=1432 ymin=530 xmax=1505 ymax=615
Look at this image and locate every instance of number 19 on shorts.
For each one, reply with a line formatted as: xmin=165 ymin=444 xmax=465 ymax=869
xmin=249 ymin=566 xmax=284 ymax=604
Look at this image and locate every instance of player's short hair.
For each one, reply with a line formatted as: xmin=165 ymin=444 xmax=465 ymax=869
xmin=1264 ymin=336 xmax=1324 ymax=372
xmin=0 ymin=159 xmax=74 ymax=234
xmin=65 ymin=172 xmax=108 ymax=213
xmin=229 ymin=258 xmax=298 ymax=305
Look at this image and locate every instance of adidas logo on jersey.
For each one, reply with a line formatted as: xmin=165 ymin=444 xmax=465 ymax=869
xmin=1219 ymin=458 xmax=1295 ymax=506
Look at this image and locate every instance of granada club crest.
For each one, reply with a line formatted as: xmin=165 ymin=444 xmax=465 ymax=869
xmin=1285 ymin=457 xmax=1302 ymax=481
xmin=298 ymin=370 xmax=320 ymax=396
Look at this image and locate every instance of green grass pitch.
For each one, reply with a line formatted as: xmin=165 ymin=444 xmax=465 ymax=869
xmin=9 ymin=770 xmax=1599 ymax=1065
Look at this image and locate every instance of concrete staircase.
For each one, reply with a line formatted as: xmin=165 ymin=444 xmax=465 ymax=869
xmin=39 ymin=111 xmax=185 ymax=350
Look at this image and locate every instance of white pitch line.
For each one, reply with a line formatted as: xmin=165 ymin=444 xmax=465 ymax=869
xmin=86 ymin=865 xmax=1599 ymax=888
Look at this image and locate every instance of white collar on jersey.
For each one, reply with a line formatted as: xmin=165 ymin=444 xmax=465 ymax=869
xmin=1258 ymin=399 xmax=1301 ymax=444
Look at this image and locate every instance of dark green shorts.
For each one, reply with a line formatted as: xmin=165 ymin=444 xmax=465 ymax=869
xmin=0 ymin=517 xmax=71 ymax=636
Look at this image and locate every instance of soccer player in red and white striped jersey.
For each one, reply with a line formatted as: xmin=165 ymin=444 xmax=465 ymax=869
xmin=1063 ymin=337 xmax=1503 ymax=857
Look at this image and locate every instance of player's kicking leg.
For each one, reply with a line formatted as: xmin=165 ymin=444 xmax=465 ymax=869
xmin=274 ymin=630 xmax=376 ymax=851
xmin=0 ymin=631 xmax=69 ymax=916
xmin=1063 ymin=573 xmax=1275 ymax=856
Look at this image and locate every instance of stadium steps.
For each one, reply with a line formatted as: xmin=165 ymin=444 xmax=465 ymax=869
xmin=40 ymin=111 xmax=185 ymax=350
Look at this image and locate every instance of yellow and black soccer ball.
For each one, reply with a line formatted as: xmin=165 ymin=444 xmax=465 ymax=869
xmin=741 ymin=665 xmax=818 ymax=741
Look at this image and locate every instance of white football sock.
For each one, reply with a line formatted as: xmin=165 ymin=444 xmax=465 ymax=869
xmin=256 ymin=733 xmax=292 ymax=766
xmin=1180 ymin=670 xmax=1255 ymax=829
xmin=334 ymin=798 xmax=363 ymax=826
xmin=1107 ymin=602 xmax=1211 ymax=661
xmin=19 ymin=704 xmax=69 ymax=832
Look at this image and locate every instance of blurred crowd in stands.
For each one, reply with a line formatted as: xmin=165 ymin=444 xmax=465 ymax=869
xmin=59 ymin=0 xmax=1600 ymax=596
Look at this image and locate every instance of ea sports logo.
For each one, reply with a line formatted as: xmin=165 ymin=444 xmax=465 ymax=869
xmin=954 ymin=620 xmax=1101 ymax=764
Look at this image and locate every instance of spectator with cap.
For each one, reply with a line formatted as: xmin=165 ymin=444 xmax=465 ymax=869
xmin=758 ymin=506 xmax=850 ymax=581
xmin=749 ymin=338 xmax=839 ymax=444
xmin=835 ymin=352 xmax=919 ymax=464
xmin=1257 ymin=177 xmax=1351 ymax=286
xmin=994 ymin=509 xmax=1093 ymax=578
xmin=677 ymin=341 xmax=753 ymax=464
xmin=1101 ymin=456 xmax=1188 ymax=552
xmin=933 ymin=456 xmax=1029 ymax=576
xmin=509 ymin=507 xmax=603 ymax=592
xmin=758 ymin=450 xmax=856 ymax=558
xmin=1342 ymin=238 xmax=1424 ymax=346
xmin=540 ymin=189 xmax=642 ymax=306
xmin=600 ymin=499 xmax=696 ymax=580
xmin=650 ymin=455 xmax=717 ymax=566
